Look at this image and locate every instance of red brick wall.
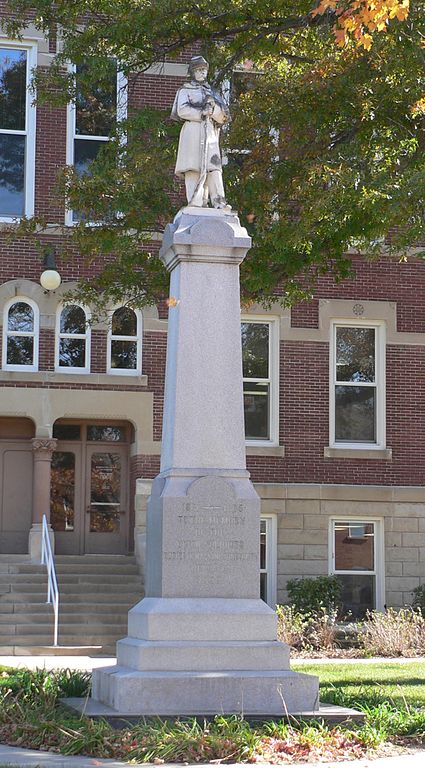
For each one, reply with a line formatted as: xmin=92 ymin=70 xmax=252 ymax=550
xmin=91 ymin=330 xmax=107 ymax=374
xmin=142 ymin=331 xmax=167 ymax=440
xmin=314 ymin=256 xmax=425 ymax=334
xmin=244 ymin=336 xmax=425 ymax=487
xmin=291 ymin=300 xmax=319 ymax=328
xmin=34 ymin=96 xmax=67 ymax=221
xmin=2 ymin=26 xmax=425 ymax=493
xmin=39 ymin=328 xmax=54 ymax=369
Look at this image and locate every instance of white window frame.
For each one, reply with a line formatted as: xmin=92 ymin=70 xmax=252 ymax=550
xmin=241 ymin=316 xmax=279 ymax=446
xmin=330 ymin=319 xmax=386 ymax=449
xmin=260 ymin=514 xmax=277 ymax=608
xmin=328 ymin=517 xmax=385 ymax=612
xmin=2 ymin=296 xmax=39 ymax=371
xmin=65 ymin=63 xmax=127 ymax=226
xmin=0 ymin=39 xmax=37 ymax=222
xmin=55 ymin=303 xmax=91 ymax=373
xmin=107 ymin=306 xmax=142 ymax=375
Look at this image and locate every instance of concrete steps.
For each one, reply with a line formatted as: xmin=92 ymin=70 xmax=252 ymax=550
xmin=0 ymin=554 xmax=143 ymax=655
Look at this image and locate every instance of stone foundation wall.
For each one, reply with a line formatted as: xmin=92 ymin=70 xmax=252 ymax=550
xmin=134 ymin=480 xmax=425 ymax=610
xmin=256 ymin=484 xmax=425 ymax=609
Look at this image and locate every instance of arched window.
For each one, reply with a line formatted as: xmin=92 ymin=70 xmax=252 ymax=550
xmin=107 ymin=306 xmax=141 ymax=374
xmin=56 ymin=304 xmax=90 ymax=372
xmin=2 ymin=298 xmax=39 ymax=371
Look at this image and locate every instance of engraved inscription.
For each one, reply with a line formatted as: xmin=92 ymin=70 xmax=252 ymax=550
xmin=163 ymin=483 xmax=257 ymax=570
xmin=161 ymin=475 xmax=260 ymax=597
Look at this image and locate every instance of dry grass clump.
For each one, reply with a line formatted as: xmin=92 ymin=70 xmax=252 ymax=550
xmin=362 ymin=608 xmax=425 ymax=657
xmin=277 ymin=605 xmax=339 ymax=651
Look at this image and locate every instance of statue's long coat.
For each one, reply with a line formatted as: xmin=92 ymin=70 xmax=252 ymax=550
xmin=171 ymin=82 xmax=228 ymax=177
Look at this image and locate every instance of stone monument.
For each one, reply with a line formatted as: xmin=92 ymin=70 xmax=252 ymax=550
xmin=91 ymin=58 xmax=319 ymax=716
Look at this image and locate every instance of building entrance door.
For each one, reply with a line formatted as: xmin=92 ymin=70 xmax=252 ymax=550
xmin=84 ymin=446 xmax=127 ymax=554
xmin=51 ymin=422 xmax=130 ymax=555
xmin=0 ymin=418 xmax=34 ymax=554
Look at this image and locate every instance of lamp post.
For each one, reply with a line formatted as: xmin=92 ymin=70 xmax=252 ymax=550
xmin=40 ymin=248 xmax=61 ymax=292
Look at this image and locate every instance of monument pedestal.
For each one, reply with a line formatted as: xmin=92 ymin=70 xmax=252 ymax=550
xmin=92 ymin=208 xmax=319 ymax=715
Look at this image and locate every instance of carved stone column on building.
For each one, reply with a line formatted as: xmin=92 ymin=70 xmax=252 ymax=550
xmin=28 ymin=437 xmax=57 ymax=562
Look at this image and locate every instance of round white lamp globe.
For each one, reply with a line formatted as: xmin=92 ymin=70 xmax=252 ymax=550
xmin=40 ymin=269 xmax=61 ymax=291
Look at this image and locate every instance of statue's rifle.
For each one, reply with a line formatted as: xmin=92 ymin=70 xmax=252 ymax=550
xmin=189 ymin=98 xmax=212 ymax=206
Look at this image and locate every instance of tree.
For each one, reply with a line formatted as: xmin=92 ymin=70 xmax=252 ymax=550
xmin=3 ymin=1 xmax=424 ymax=310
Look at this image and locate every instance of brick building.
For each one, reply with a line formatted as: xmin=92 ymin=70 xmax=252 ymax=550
xmin=0 ymin=20 xmax=423 ymax=645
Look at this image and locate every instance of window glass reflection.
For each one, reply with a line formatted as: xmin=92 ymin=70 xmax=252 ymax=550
xmin=336 ymin=327 xmax=375 ymax=382
xmin=337 ymin=574 xmax=375 ymax=620
xmin=243 ymin=382 xmax=269 ymax=440
xmin=52 ymin=424 xmax=81 ymax=440
xmin=0 ymin=133 xmax=25 ymax=216
xmin=59 ymin=338 xmax=85 ymax=368
xmin=75 ymin=62 xmax=117 ymax=137
xmin=334 ymin=521 xmax=375 ymax=572
xmin=8 ymin=301 xmax=33 ymax=332
xmin=242 ymin=322 xmax=269 ymax=379
xmin=74 ymin=138 xmax=105 ymax=177
xmin=50 ymin=451 xmax=75 ymax=531
xmin=112 ymin=307 xmax=137 ymax=336
xmin=0 ymin=48 xmax=26 ymax=131
xmin=60 ymin=306 xmax=86 ymax=334
xmin=6 ymin=335 xmax=33 ymax=366
xmin=87 ymin=426 xmax=125 ymax=441
xmin=111 ymin=340 xmax=137 ymax=370
xmin=260 ymin=519 xmax=267 ymax=570
xmin=89 ymin=452 xmax=121 ymax=533
xmin=335 ymin=386 xmax=376 ymax=442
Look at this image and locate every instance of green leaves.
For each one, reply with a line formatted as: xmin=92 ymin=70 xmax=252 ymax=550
xmin=3 ymin=1 xmax=424 ymax=306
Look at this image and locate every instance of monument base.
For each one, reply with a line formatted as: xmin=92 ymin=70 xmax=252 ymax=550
xmin=92 ymin=666 xmax=319 ymax=716
xmin=92 ymin=598 xmax=319 ymax=715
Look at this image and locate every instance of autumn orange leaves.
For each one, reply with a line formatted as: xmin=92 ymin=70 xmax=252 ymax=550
xmin=312 ymin=0 xmax=410 ymax=50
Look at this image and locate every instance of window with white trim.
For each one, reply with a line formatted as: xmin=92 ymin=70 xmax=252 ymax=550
xmin=2 ymin=298 xmax=39 ymax=371
xmin=260 ymin=515 xmax=277 ymax=607
xmin=66 ymin=61 xmax=126 ymax=224
xmin=56 ymin=304 xmax=90 ymax=372
xmin=107 ymin=306 xmax=142 ymax=374
xmin=241 ymin=318 xmax=278 ymax=444
xmin=331 ymin=322 xmax=385 ymax=447
xmin=329 ymin=518 xmax=384 ymax=619
xmin=0 ymin=42 xmax=36 ymax=221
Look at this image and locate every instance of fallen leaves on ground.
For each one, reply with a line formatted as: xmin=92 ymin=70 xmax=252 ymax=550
xmin=252 ymin=731 xmax=366 ymax=763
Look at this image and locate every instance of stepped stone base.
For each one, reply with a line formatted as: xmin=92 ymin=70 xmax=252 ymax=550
xmin=92 ymin=597 xmax=319 ymax=715
xmin=65 ymin=697 xmax=363 ymax=725
xmin=92 ymin=666 xmax=319 ymax=716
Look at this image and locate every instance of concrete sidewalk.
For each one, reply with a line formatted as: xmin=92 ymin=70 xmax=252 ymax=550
xmin=0 ymin=656 xmax=116 ymax=672
xmin=0 ymin=744 xmax=424 ymax=768
xmin=2 ymin=654 xmax=425 ymax=671
xmin=2 ymin=655 xmax=425 ymax=671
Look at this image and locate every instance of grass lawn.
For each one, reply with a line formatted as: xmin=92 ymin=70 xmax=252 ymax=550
xmin=0 ymin=663 xmax=424 ymax=763
xmin=293 ymin=661 xmax=425 ymax=708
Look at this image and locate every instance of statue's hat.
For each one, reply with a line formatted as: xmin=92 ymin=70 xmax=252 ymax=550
xmin=188 ymin=55 xmax=209 ymax=73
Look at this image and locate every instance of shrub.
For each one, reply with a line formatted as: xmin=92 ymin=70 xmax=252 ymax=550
xmin=276 ymin=605 xmax=310 ymax=649
xmin=286 ymin=575 xmax=342 ymax=614
xmin=412 ymin=584 xmax=425 ymax=610
xmin=277 ymin=605 xmax=339 ymax=651
xmin=361 ymin=608 xmax=425 ymax=657
xmin=309 ymin=607 xmax=339 ymax=650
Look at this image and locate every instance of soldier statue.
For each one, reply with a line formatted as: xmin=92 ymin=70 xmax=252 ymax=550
xmin=171 ymin=56 xmax=230 ymax=209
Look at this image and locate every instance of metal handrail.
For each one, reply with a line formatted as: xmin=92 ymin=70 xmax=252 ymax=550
xmin=41 ymin=514 xmax=59 ymax=646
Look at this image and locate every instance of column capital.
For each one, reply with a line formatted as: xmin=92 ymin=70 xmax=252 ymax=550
xmin=160 ymin=208 xmax=251 ymax=272
xmin=31 ymin=437 xmax=58 ymax=455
